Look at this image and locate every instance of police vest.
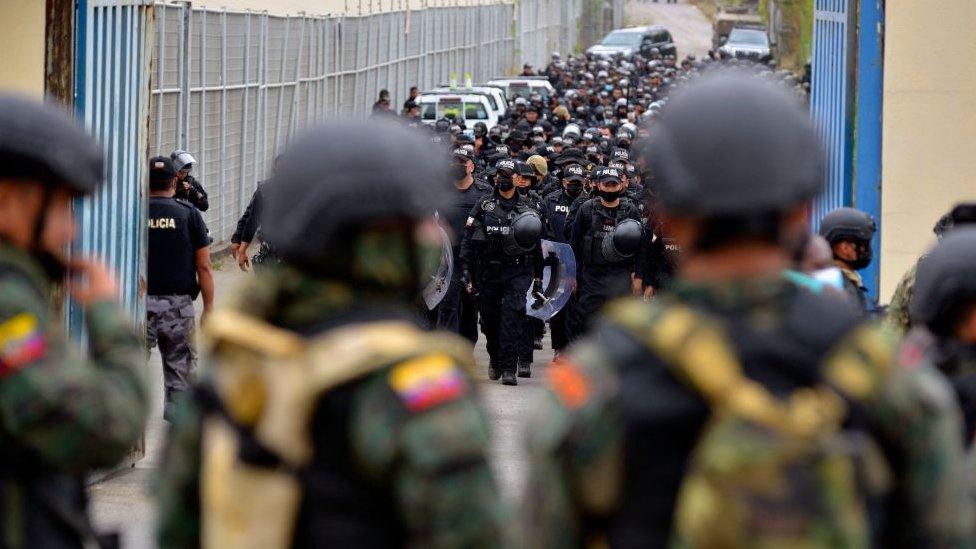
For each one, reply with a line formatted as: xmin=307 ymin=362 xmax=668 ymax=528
xmin=198 ymin=311 xmax=475 ymax=549
xmin=477 ymin=197 xmax=536 ymax=256
xmin=581 ymin=200 xmax=637 ymax=266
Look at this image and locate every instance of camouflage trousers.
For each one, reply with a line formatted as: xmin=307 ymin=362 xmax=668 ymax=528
xmin=146 ymin=294 xmax=197 ymax=420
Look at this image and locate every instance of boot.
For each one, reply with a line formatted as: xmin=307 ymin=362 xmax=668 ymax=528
xmin=501 ymin=371 xmax=518 ymax=386
xmin=488 ymin=362 xmax=501 ymax=381
xmin=517 ymin=359 xmax=532 ymax=378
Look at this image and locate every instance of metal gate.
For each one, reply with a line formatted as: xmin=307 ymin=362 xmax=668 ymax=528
xmin=72 ymin=0 xmax=153 ymax=336
xmin=809 ymin=0 xmax=855 ymax=226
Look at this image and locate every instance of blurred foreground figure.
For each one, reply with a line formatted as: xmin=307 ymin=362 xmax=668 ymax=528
xmin=0 ymin=94 xmax=148 ymax=548
xmin=157 ymin=122 xmax=506 ymax=549
xmin=522 ymin=73 xmax=973 ymax=548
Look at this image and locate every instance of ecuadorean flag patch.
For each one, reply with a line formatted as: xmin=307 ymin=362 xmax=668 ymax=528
xmin=388 ymin=354 xmax=467 ymax=412
xmin=0 ymin=313 xmax=46 ymax=377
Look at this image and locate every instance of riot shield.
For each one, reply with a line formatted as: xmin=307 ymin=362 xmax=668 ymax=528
xmin=423 ymin=221 xmax=454 ymax=310
xmin=525 ymin=240 xmax=577 ymax=321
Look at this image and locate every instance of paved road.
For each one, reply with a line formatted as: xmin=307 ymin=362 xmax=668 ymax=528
xmin=90 ymin=263 xmax=549 ymax=548
xmin=625 ymin=0 xmax=713 ymax=58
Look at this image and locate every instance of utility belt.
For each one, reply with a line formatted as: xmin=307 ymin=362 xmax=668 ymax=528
xmin=480 ymin=255 xmax=528 ymax=268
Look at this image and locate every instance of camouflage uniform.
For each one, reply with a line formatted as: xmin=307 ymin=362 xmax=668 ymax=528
xmin=523 ymin=277 xmax=974 ymax=547
xmin=156 ymin=268 xmax=508 ymax=549
xmin=886 ymin=262 xmax=918 ymax=335
xmin=0 ymin=244 xmax=148 ymax=548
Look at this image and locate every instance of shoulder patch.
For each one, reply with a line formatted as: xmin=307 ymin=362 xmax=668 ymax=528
xmin=0 ymin=313 xmax=46 ymax=377
xmin=174 ymin=198 xmax=195 ymax=209
xmin=546 ymin=358 xmax=591 ymax=410
xmin=482 ymin=200 xmax=496 ymax=212
xmin=388 ymin=353 xmax=467 ymax=412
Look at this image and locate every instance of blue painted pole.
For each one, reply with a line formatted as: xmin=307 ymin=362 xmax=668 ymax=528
xmin=853 ymin=0 xmax=884 ymax=301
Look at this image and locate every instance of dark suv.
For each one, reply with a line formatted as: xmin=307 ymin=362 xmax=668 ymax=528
xmin=587 ymin=25 xmax=677 ymax=60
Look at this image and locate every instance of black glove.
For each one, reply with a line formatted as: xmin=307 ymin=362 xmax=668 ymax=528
xmin=532 ymin=278 xmax=544 ymax=295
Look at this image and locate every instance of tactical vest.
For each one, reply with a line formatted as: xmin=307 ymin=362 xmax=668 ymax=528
xmin=198 ymin=311 xmax=475 ymax=549
xmin=478 ymin=196 xmax=536 ymax=257
xmin=581 ymin=200 xmax=636 ymax=267
xmin=601 ymin=288 xmax=894 ymax=547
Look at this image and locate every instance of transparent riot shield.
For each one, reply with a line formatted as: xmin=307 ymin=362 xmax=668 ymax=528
xmin=525 ymin=240 xmax=577 ymax=321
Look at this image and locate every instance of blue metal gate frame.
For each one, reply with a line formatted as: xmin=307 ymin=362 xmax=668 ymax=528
xmin=72 ymin=0 xmax=152 ymax=339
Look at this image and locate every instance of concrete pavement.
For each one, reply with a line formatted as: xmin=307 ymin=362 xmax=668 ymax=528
xmin=89 ymin=263 xmax=551 ymax=547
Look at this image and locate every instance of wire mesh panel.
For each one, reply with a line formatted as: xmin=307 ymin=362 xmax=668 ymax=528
xmin=148 ymin=0 xmax=582 ymax=245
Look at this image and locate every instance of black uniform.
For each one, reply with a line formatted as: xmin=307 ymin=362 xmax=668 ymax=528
xmin=436 ymin=179 xmax=489 ymax=342
xmin=459 ymin=191 xmax=541 ymax=377
xmin=174 ymin=174 xmax=209 ymax=212
xmin=540 ymin=186 xmax=580 ymax=352
xmin=567 ymin=197 xmax=644 ymax=342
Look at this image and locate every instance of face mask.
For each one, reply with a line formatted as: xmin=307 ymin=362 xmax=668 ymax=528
xmin=517 ymin=186 xmax=529 ymax=196
xmin=598 ymin=188 xmax=621 ymax=202
xmin=565 ymin=182 xmax=583 ymax=197
xmin=850 ymin=242 xmax=873 ymax=270
xmin=604 ymin=85 xmax=614 ymax=93
xmin=36 ymin=251 xmax=68 ymax=282
xmin=496 ymin=177 xmax=515 ymax=192
xmin=452 ymin=164 xmax=468 ymax=181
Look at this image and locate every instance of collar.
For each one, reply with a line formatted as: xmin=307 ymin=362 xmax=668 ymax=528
xmin=669 ymin=272 xmax=796 ymax=315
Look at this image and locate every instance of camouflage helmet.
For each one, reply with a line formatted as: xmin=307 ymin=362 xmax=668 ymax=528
xmin=910 ymin=227 xmax=976 ymax=336
xmin=641 ymin=71 xmax=823 ymax=215
xmin=263 ymin=121 xmax=449 ymax=274
xmin=0 ymin=93 xmax=103 ymax=195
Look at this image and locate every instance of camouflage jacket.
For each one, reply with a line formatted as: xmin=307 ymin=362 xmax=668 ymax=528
xmin=886 ymin=261 xmax=919 ymax=336
xmin=522 ymin=275 xmax=974 ymax=548
xmin=156 ymin=270 xmax=508 ymax=548
xmin=0 ymin=243 xmax=148 ymax=549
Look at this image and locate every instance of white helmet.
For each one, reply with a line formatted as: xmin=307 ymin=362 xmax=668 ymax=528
xmin=170 ymin=150 xmax=197 ymax=172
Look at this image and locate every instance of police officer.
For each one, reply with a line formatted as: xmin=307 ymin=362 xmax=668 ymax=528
xmin=908 ymin=227 xmax=976 ymax=445
xmin=156 ymin=121 xmax=506 ymax=548
xmin=566 ymin=166 xmax=644 ymax=342
xmin=540 ymin=163 xmax=586 ymax=356
xmin=0 ymin=94 xmax=148 ymax=548
xmin=436 ymin=147 xmax=488 ymax=342
xmin=147 ymin=156 xmax=214 ymax=421
xmin=231 ymin=156 xmax=283 ymax=272
xmin=523 ymin=73 xmax=972 ymax=547
xmin=170 ymin=150 xmax=209 ymax=211
xmin=819 ymin=207 xmax=879 ymax=315
xmin=460 ymin=159 xmax=543 ymax=385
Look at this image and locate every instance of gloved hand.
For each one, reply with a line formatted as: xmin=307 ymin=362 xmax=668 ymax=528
xmin=462 ymin=271 xmax=476 ymax=295
xmin=532 ymin=278 xmax=544 ymax=296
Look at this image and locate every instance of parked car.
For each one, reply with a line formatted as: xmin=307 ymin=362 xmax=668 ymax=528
xmin=485 ymin=77 xmax=556 ymax=101
xmin=586 ymin=25 xmax=676 ymax=60
xmin=417 ymin=92 xmax=500 ymax=129
xmin=712 ymin=9 xmax=763 ymax=49
xmin=718 ymin=25 xmax=772 ymax=63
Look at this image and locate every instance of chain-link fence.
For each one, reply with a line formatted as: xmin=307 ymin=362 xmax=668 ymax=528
xmin=149 ymin=0 xmax=613 ymax=244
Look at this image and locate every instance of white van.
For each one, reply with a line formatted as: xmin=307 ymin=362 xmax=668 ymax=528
xmin=430 ymin=86 xmax=509 ymax=122
xmin=486 ymin=77 xmax=556 ymax=101
xmin=417 ymin=93 xmax=500 ymax=129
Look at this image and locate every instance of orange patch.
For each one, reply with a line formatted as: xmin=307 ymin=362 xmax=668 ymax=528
xmin=547 ymin=360 xmax=591 ymax=410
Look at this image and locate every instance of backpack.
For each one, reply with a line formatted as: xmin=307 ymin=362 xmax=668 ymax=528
xmin=607 ymin=299 xmax=891 ymax=548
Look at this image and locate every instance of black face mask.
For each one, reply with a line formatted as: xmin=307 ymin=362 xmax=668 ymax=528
xmin=565 ymin=182 xmax=583 ymax=197
xmin=496 ymin=177 xmax=515 ymax=192
xmin=452 ymin=164 xmax=469 ymax=181
xmin=36 ymin=250 xmax=68 ymax=282
xmin=598 ymin=188 xmax=621 ymax=202
xmin=850 ymin=241 xmax=873 ymax=270
xmin=517 ymin=186 xmax=530 ymax=196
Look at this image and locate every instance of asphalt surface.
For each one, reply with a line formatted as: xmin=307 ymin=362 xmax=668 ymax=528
xmin=625 ymin=0 xmax=713 ymax=58
xmin=89 ymin=264 xmax=548 ymax=548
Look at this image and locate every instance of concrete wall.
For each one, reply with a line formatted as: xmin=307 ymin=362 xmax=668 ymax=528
xmin=880 ymin=0 xmax=976 ymax=300
xmin=191 ymin=0 xmax=506 ymax=16
xmin=0 ymin=0 xmax=46 ymax=96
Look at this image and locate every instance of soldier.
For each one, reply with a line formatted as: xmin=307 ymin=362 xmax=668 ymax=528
xmin=156 ymin=121 xmax=507 ymax=548
xmin=819 ymin=207 xmax=879 ymax=316
xmin=523 ymin=73 xmax=973 ymax=547
xmin=460 ymin=159 xmax=543 ymax=385
xmin=147 ymin=156 xmax=214 ymax=421
xmin=566 ymin=166 xmax=644 ymax=343
xmin=887 ymin=203 xmax=976 ymax=335
xmin=170 ymin=150 xmax=209 ymax=211
xmin=0 ymin=94 xmax=149 ymax=547
xmin=908 ymin=227 xmax=976 ymax=445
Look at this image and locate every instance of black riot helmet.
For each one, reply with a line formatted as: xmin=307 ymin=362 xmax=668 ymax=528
xmin=641 ymin=72 xmax=823 ymax=216
xmin=910 ymin=227 xmax=976 ymax=337
xmin=473 ymin=122 xmax=488 ymax=138
xmin=504 ymin=210 xmax=542 ymax=256
xmin=818 ymin=207 xmax=877 ymax=245
xmin=0 ymin=93 xmax=103 ymax=195
xmin=263 ymin=121 xmax=449 ymax=277
xmin=602 ymin=218 xmax=643 ymax=263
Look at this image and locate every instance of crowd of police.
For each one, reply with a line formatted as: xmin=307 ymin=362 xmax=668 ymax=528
xmin=3 ymin=37 xmax=976 ymax=549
